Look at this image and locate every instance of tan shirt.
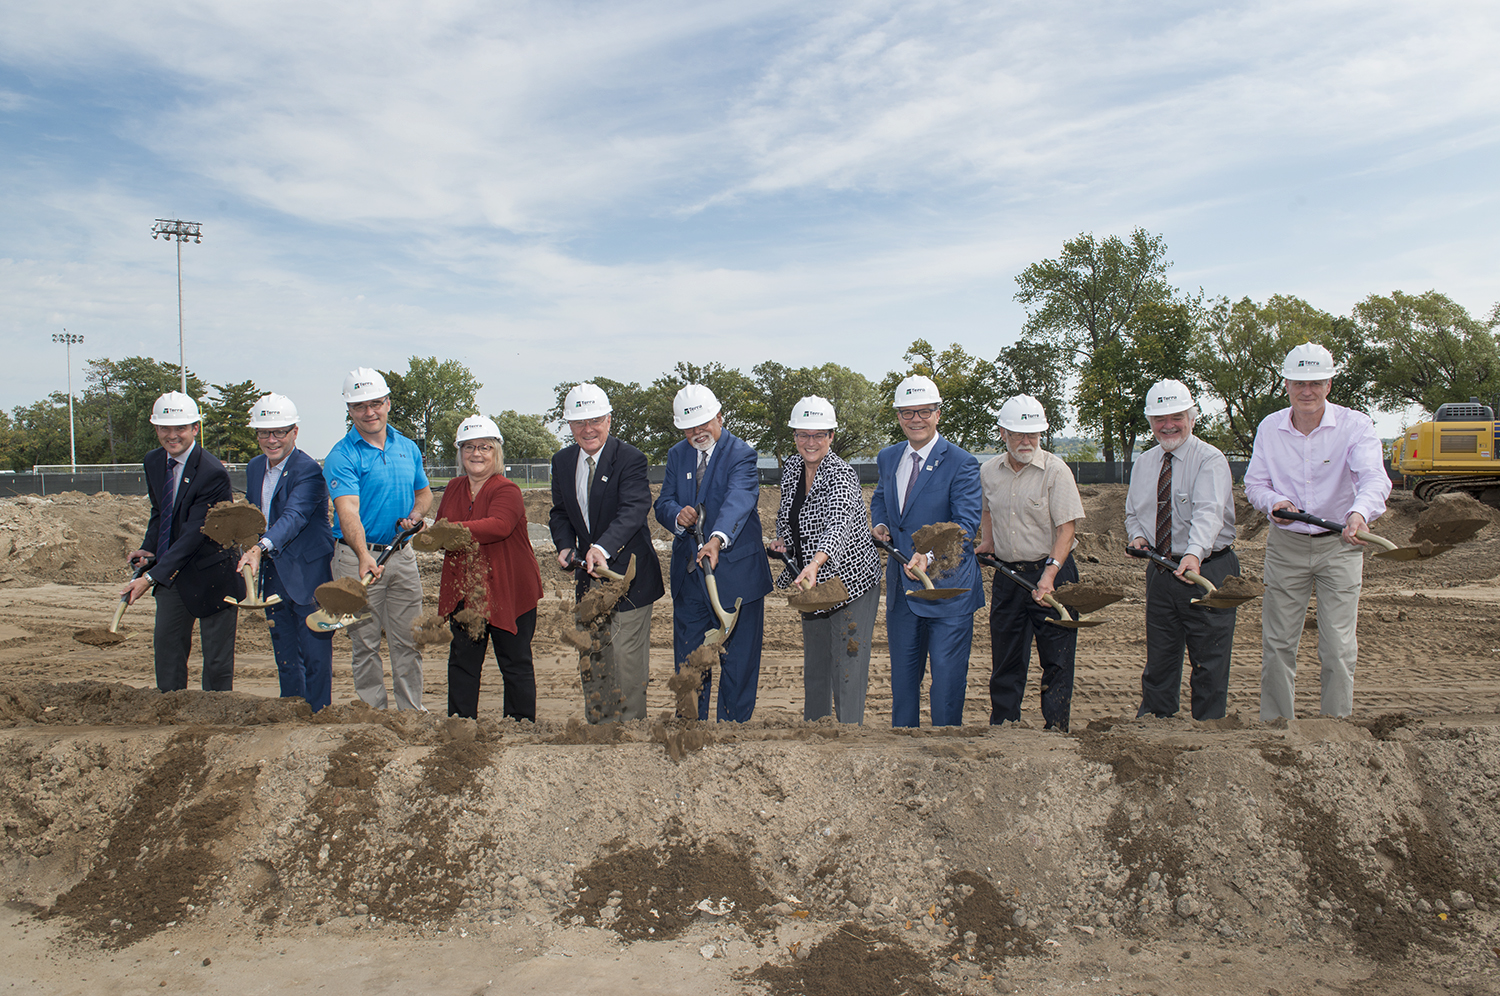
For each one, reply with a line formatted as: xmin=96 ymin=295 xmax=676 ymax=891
xmin=980 ymin=449 xmax=1085 ymax=561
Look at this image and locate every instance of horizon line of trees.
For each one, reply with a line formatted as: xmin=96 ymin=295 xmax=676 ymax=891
xmin=6 ymin=229 xmax=1497 ymax=471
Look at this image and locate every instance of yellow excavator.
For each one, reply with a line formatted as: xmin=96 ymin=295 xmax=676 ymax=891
xmin=1392 ymin=398 xmax=1500 ymax=505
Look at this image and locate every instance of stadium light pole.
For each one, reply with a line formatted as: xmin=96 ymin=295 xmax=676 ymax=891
xmin=151 ymin=219 xmax=203 ymax=392
xmin=52 ymin=330 xmax=83 ymax=472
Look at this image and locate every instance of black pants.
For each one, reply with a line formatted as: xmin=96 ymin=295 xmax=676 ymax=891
xmin=989 ymin=556 xmax=1079 ymax=731
xmin=447 ymin=607 xmax=537 ymax=722
xmin=153 ymin=584 xmax=236 ymax=692
xmin=1139 ymin=550 xmax=1239 ymax=720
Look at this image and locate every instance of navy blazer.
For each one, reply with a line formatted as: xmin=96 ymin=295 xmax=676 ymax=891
xmin=141 ymin=444 xmax=243 ymax=617
xmin=548 ymin=435 xmax=665 ymax=612
xmin=246 ymin=447 xmax=335 ymax=606
xmin=868 ymin=435 xmax=985 ymax=617
xmin=653 ymin=428 xmax=773 ymax=606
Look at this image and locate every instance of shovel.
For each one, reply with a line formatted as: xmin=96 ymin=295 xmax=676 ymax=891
xmin=872 ymin=535 xmax=968 ymax=601
xmin=766 ymin=546 xmax=850 ymax=614
xmin=224 ymin=558 xmax=283 ymax=610
xmin=306 ymin=522 xmax=424 ymax=632
xmin=689 ymin=505 xmax=741 ymax=648
xmin=74 ymin=556 xmax=156 ymax=645
xmin=975 ymin=552 xmax=1101 ymax=628
xmin=1271 ymin=508 xmax=1451 ymax=561
xmin=1124 ymin=546 xmax=1261 ymax=608
xmin=561 ymin=556 xmax=631 ymax=584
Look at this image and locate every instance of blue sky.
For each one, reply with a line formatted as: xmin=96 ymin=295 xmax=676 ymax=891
xmin=4 ymin=0 xmax=1498 ymax=456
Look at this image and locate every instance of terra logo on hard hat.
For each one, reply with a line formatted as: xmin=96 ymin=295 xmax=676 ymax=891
xmin=682 ymin=404 xmax=703 ymax=416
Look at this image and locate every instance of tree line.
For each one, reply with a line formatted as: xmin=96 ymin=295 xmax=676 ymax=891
xmin=6 ymin=229 xmax=1497 ymax=470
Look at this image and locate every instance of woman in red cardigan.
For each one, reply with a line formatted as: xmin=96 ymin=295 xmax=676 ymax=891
xmin=437 ymin=416 xmax=544 ymax=721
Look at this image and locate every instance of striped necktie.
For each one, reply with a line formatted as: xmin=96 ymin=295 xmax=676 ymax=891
xmin=1155 ymin=452 xmax=1173 ymax=556
xmin=157 ymin=457 xmax=179 ymax=559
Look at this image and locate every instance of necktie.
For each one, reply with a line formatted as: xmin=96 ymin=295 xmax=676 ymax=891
xmin=1155 ymin=451 xmax=1173 ymax=556
xmin=902 ymin=451 xmax=922 ymax=513
xmin=584 ymin=455 xmax=596 ymax=518
xmin=157 ymin=457 xmax=179 ymax=559
xmin=695 ymin=449 xmax=707 ymax=496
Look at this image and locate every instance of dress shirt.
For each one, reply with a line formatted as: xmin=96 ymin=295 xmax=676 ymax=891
xmin=979 ymin=449 xmax=1085 ymax=562
xmin=148 ymin=442 xmax=195 ymax=584
xmin=1244 ymin=403 xmax=1391 ymax=534
xmin=574 ymin=445 xmax=610 ymax=558
xmin=258 ymin=451 xmax=292 ymax=553
xmin=1124 ymin=435 xmax=1236 ymax=562
xmin=891 ymin=436 xmax=941 ymax=519
xmin=673 ymin=441 xmax=730 ymax=547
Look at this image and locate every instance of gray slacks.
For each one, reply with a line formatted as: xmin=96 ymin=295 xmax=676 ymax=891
xmin=1261 ymin=527 xmax=1364 ymax=720
xmin=1139 ymin=550 xmax=1239 ymax=720
xmin=334 ymin=543 xmax=425 ymax=711
xmin=582 ymin=603 xmax=653 ymax=723
xmin=153 ymin=583 xmax=236 ymax=692
xmin=800 ymin=584 xmax=879 ymax=725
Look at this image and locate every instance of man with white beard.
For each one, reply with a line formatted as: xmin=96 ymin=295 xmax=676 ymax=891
xmin=976 ymin=395 xmax=1085 ymax=730
xmin=1124 ymin=380 xmax=1239 ymax=720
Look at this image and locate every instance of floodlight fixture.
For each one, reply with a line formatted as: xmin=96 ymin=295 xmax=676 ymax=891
xmin=151 ymin=219 xmax=203 ymax=392
xmin=51 ymin=330 xmax=84 ymax=471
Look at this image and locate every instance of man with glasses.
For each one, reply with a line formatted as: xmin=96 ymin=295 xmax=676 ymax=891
xmin=121 ymin=392 xmax=242 ymax=692
xmin=976 ymin=394 xmax=1085 ymax=731
xmin=323 ymin=367 xmax=433 ymax=711
xmin=240 ymin=393 xmax=336 ymax=710
xmin=870 ymin=375 xmax=984 ymax=727
xmin=549 ymin=383 xmax=664 ymax=723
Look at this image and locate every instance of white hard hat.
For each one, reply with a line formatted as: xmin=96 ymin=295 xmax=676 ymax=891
xmin=342 ymin=367 xmax=390 ymax=404
xmin=248 ymin=393 xmax=300 ymax=428
xmin=150 ymin=391 xmax=201 ymax=426
xmin=998 ymin=395 xmax=1049 ymax=432
xmin=1143 ymin=380 xmax=1195 ymax=417
xmin=893 ymin=375 xmax=942 ymax=408
xmin=454 ymin=415 xmax=503 ymax=447
xmin=564 ymin=383 xmax=613 ymax=419
xmin=672 ymin=384 xmax=722 ymax=429
xmin=787 ymin=395 xmax=838 ymax=430
xmin=1281 ymin=342 xmax=1338 ymax=380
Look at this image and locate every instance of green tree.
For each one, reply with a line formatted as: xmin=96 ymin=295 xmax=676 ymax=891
xmin=84 ymin=357 xmax=207 ymax=464
xmin=879 ymin=340 xmax=1000 ymax=452
xmin=623 ymin=362 xmax=758 ymax=463
xmin=1355 ymin=291 xmax=1500 ymax=415
xmin=202 ymin=379 xmax=261 ymax=464
xmin=548 ymin=378 xmax=652 ymax=451
xmin=382 ymin=357 xmax=482 ymax=465
xmin=8 ymin=394 xmax=73 ymax=468
xmin=993 ymin=340 xmax=1069 ymax=447
xmin=1075 ymin=298 xmax=1199 ymax=463
xmin=1014 ymin=228 xmax=1173 ymax=464
xmin=745 ymin=362 xmax=883 ymax=462
xmin=492 ymin=411 xmax=560 ymax=460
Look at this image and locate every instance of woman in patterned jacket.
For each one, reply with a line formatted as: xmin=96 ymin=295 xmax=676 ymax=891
xmin=768 ymin=396 xmax=882 ymax=724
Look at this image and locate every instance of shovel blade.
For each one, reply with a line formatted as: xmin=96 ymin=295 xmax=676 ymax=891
xmin=906 ymin=586 xmax=969 ymax=601
xmin=306 ymin=608 xmax=371 ymax=632
xmin=1045 ymin=618 xmax=1103 ymax=628
xmin=1191 ymin=595 xmax=1256 ymax=609
xmin=1372 ymin=544 xmax=1452 ymax=561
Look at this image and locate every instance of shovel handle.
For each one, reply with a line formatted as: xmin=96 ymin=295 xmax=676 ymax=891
xmin=976 ymin=552 xmax=1077 ymax=622
xmin=1124 ymin=545 xmax=1216 ymax=595
xmin=110 ymin=557 xmax=156 ymax=633
xmin=872 ymin=535 xmax=940 ymax=590
xmin=561 ymin=556 xmax=628 ymax=582
xmin=1271 ymin=507 xmax=1398 ymax=552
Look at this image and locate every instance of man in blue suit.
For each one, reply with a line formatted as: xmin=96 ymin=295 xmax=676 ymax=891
xmin=238 ymin=393 xmax=337 ymax=711
xmin=870 ymin=375 xmax=984 ymax=727
xmin=654 ymin=384 xmax=773 ymax=722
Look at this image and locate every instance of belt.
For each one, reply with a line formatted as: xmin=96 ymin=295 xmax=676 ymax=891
xmin=339 ymin=537 xmax=390 ymax=552
xmin=1154 ymin=545 xmax=1234 ymax=570
xmin=997 ymin=558 xmax=1049 ymax=573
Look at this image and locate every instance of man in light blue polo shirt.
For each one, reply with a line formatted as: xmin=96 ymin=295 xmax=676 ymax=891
xmin=324 ymin=367 xmax=433 ymax=710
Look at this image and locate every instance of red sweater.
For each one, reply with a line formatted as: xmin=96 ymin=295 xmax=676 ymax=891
xmin=435 ymin=474 xmax=543 ymax=634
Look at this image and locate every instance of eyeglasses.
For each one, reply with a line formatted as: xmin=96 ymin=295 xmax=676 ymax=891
xmin=348 ymin=399 xmax=388 ymax=414
xmin=460 ymin=442 xmax=495 ymax=454
xmin=255 ymin=428 xmax=293 ymax=440
xmin=897 ymin=408 xmax=939 ymax=421
xmin=568 ymin=416 xmax=608 ymax=429
xmin=793 ymin=431 xmax=830 ymax=442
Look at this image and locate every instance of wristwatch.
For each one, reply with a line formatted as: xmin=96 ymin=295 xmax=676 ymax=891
xmin=1044 ymin=557 xmax=1061 ymax=568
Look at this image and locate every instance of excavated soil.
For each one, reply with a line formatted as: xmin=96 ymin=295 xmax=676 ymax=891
xmin=409 ymin=519 xmax=474 ymax=554
xmin=3 ymin=486 xmax=1500 ymax=994
xmin=71 ymin=626 xmax=128 ymax=647
xmin=1409 ymin=493 xmax=1495 ymax=546
xmin=911 ymin=521 xmax=966 ymax=576
xmin=786 ymin=576 xmax=850 ymax=613
xmin=201 ymin=501 xmax=267 ymax=549
xmin=576 ymin=573 xmax=631 ymax=626
xmin=1051 ymin=582 xmax=1124 ymax=615
xmin=411 ymin=609 xmax=453 ymax=647
xmin=314 ymin=575 xmax=370 ymax=615
xmin=1210 ymin=575 xmax=1264 ymax=600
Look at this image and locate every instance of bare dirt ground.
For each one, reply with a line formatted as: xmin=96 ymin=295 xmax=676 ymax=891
xmin=1 ymin=485 xmax=1498 ymax=995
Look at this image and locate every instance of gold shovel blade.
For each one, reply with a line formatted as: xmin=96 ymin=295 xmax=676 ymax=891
xmin=1372 ymin=543 xmax=1453 ymax=561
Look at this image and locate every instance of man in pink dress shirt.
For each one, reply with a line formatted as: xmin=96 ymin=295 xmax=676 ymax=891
xmin=1244 ymin=343 xmax=1392 ymax=720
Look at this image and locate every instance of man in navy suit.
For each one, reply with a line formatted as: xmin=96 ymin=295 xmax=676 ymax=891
xmin=239 ymin=393 xmax=337 ymax=711
xmin=549 ymin=383 xmax=665 ymax=723
xmin=122 ymin=392 xmax=243 ymax=692
xmin=653 ymin=384 xmax=773 ymax=722
xmin=870 ymin=375 xmax=984 ymax=727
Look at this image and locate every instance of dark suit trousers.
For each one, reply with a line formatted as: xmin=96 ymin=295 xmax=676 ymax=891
xmin=1139 ymin=550 xmax=1239 ymax=720
xmin=262 ymin=559 xmax=335 ymax=711
xmin=153 ymin=585 xmax=236 ymax=692
xmin=989 ymin=556 xmax=1079 ymax=730
xmin=673 ymin=576 xmax=764 ymax=723
xmin=447 ymin=608 xmax=537 ymax=722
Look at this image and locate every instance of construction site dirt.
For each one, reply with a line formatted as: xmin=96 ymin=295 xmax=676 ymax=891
xmin=1 ymin=485 xmax=1498 ymax=995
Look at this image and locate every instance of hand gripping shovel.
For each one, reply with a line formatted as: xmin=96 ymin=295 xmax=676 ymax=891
xmin=975 ymin=552 xmax=1100 ymax=628
xmin=872 ymin=535 xmax=969 ymax=601
xmin=1124 ymin=546 xmax=1261 ymax=608
xmin=1271 ymin=508 xmax=1451 ymax=561
xmin=766 ymin=546 xmax=850 ymax=614
xmin=74 ymin=556 xmax=156 ymax=646
xmin=224 ymin=557 xmax=282 ymax=610
xmin=204 ymin=501 xmax=282 ymax=609
xmin=306 ymin=522 xmax=424 ymax=632
xmin=689 ymin=505 xmax=741 ymax=648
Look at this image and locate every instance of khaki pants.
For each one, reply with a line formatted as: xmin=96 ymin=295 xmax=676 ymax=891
xmin=582 ymin=604 xmax=652 ymax=723
xmin=334 ymin=543 xmax=424 ymax=711
xmin=1260 ymin=527 xmax=1363 ymax=720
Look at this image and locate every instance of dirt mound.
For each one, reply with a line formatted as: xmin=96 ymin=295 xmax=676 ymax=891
xmin=201 ymin=501 xmax=266 ymax=548
xmin=72 ymin=625 xmax=129 ymax=646
xmin=754 ymin=922 xmax=943 ymax=996
xmin=0 ymin=493 xmax=149 ymax=583
xmin=911 ymin=521 xmax=965 ymax=575
xmin=314 ymin=576 xmax=369 ymax=615
xmin=1410 ymin=493 xmax=1494 ymax=546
